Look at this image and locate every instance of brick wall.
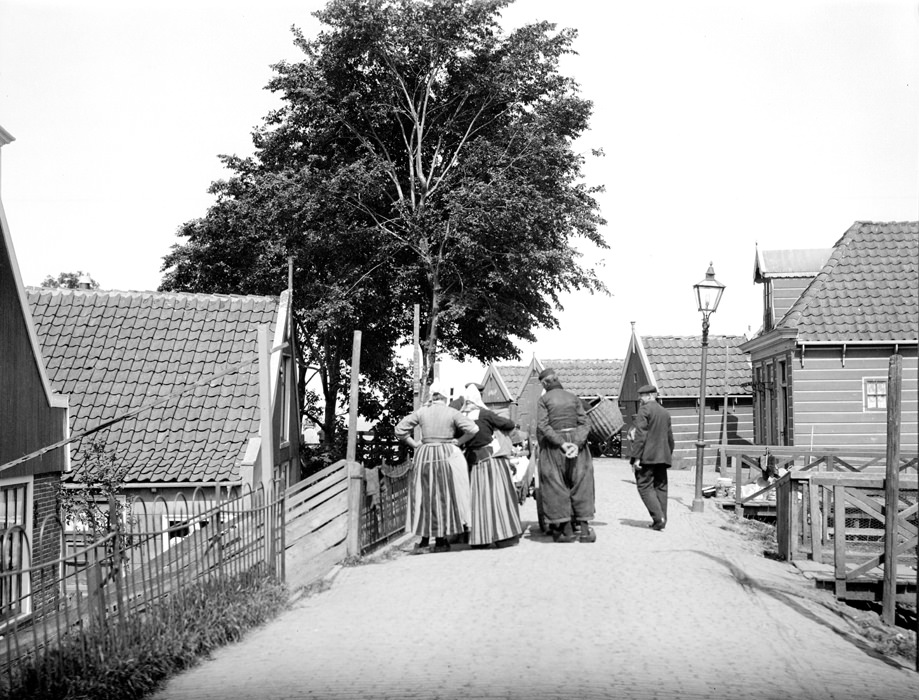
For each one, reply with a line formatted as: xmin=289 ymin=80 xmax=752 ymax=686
xmin=30 ymin=472 xmax=62 ymax=612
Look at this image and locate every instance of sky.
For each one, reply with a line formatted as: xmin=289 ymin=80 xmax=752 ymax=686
xmin=1 ymin=0 xmax=917 ymax=396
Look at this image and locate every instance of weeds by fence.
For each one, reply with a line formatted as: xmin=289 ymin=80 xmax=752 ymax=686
xmin=0 ymin=483 xmax=285 ymax=698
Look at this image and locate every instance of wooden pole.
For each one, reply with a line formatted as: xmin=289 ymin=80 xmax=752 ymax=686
xmin=881 ymin=354 xmax=901 ymax=626
xmin=258 ymin=324 xmax=274 ymax=494
xmin=258 ymin=324 xmax=276 ymax=573
xmin=346 ymin=330 xmax=363 ymax=556
xmin=720 ymin=340 xmax=729 ymax=472
xmin=412 ymin=304 xmax=421 ymax=445
xmin=413 ymin=304 xmax=421 ymax=411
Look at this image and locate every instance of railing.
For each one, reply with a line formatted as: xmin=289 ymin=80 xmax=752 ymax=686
xmin=719 ymin=445 xmax=918 ymax=519
xmin=360 ymin=460 xmax=412 ymax=553
xmin=0 ymin=483 xmax=284 ymax=693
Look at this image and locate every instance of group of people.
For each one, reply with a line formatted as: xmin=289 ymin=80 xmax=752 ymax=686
xmin=394 ymin=370 xmax=675 ymax=553
xmin=394 ymin=380 xmax=523 ymax=553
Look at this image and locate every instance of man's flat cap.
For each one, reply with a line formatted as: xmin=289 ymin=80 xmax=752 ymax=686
xmin=637 ymin=384 xmax=658 ymax=394
xmin=538 ymin=368 xmax=556 ymax=381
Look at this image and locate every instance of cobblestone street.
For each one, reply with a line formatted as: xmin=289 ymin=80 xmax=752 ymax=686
xmin=153 ymin=459 xmax=918 ymax=700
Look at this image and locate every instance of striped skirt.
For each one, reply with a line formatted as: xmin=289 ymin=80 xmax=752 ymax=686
xmin=469 ymin=456 xmax=522 ymax=546
xmin=407 ymin=443 xmax=470 ymax=539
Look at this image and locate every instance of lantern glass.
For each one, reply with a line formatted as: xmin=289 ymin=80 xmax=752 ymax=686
xmin=693 ymin=263 xmax=725 ymax=316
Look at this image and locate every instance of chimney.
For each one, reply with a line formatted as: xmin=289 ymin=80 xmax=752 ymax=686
xmin=77 ymin=274 xmax=93 ymax=290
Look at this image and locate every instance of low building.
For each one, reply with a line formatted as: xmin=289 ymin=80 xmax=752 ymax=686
xmin=480 ymin=356 xmax=623 ymax=439
xmin=27 ymin=286 xmax=302 ymax=527
xmin=620 ymin=325 xmax=754 ymax=468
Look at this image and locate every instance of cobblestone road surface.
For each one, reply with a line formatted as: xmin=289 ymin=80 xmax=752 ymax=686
xmin=153 ymin=459 xmax=918 ymax=700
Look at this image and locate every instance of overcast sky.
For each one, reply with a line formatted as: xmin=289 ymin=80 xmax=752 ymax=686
xmin=1 ymin=0 xmax=916 ymax=392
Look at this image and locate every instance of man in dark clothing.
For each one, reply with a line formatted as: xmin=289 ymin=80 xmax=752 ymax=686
xmin=629 ymin=384 xmax=674 ymax=531
xmin=536 ymin=368 xmax=596 ymax=542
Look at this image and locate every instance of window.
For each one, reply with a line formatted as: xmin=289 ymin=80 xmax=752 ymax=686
xmin=864 ymin=379 xmax=887 ymax=411
xmin=1 ymin=480 xmax=32 ymax=621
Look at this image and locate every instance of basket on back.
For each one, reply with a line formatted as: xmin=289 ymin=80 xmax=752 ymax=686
xmin=585 ymin=397 xmax=623 ymax=442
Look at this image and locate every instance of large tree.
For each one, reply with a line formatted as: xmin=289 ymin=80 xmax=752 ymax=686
xmin=161 ymin=0 xmax=606 ymax=441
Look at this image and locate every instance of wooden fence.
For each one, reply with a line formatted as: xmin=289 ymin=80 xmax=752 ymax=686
xmin=0 ymin=483 xmax=284 ymax=694
xmin=719 ymin=445 xmax=918 ymax=604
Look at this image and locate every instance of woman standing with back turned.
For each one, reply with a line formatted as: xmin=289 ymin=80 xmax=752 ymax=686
xmin=395 ymin=381 xmax=479 ymax=553
xmin=461 ymin=384 xmax=523 ymax=549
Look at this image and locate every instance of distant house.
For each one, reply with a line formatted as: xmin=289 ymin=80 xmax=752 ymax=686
xmin=620 ymin=325 xmax=754 ymax=467
xmin=1 ymin=125 xmax=68 ymax=622
xmin=27 ymin=287 xmax=302 ymax=521
xmin=741 ymin=221 xmax=918 ymax=452
xmin=480 ymin=356 xmax=623 ymax=438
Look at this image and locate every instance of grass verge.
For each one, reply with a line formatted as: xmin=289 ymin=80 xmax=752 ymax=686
xmin=3 ymin=568 xmax=289 ymax=700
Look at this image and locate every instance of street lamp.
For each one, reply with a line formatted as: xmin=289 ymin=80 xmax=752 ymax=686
xmin=692 ymin=263 xmax=725 ymax=513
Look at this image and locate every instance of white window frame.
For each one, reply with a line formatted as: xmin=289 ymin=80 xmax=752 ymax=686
xmin=0 ymin=475 xmax=34 ymax=621
xmin=863 ymin=377 xmax=887 ymax=412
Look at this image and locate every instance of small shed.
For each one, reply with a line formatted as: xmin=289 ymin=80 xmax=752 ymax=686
xmin=620 ymin=325 xmax=754 ymax=467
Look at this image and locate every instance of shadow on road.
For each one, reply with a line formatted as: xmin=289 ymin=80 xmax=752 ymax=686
xmin=687 ymin=549 xmax=905 ymax=669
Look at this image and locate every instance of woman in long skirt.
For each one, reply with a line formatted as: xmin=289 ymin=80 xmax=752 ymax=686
xmin=460 ymin=384 xmax=523 ymax=549
xmin=395 ymin=381 xmax=479 ymax=553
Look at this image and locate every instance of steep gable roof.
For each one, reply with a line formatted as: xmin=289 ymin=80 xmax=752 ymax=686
xmin=779 ymin=221 xmax=919 ymax=342
xmin=27 ymin=287 xmax=281 ymax=483
xmin=490 ymin=357 xmax=543 ymax=401
xmin=642 ymin=336 xmax=751 ymax=397
xmin=542 ymin=359 xmax=623 ymax=397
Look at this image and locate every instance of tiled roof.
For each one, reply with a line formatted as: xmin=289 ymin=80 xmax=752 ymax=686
xmin=642 ymin=336 xmax=751 ymax=397
xmin=27 ymin=288 xmax=279 ymax=483
xmin=780 ymin=221 xmax=919 ymax=342
xmin=493 ymin=365 xmax=532 ymax=399
xmin=542 ymin=359 xmax=623 ymax=397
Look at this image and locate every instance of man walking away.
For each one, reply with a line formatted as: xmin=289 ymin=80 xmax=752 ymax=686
xmin=629 ymin=385 xmax=673 ymax=531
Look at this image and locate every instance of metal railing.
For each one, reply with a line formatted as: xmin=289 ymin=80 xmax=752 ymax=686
xmin=359 ymin=460 xmax=412 ymax=553
xmin=0 ymin=482 xmax=284 ymax=692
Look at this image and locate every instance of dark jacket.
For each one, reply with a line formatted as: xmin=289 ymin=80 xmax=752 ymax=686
xmin=630 ymin=399 xmax=674 ymax=466
xmin=537 ymin=387 xmax=590 ymax=448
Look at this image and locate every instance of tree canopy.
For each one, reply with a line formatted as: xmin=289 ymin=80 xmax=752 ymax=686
xmin=160 ymin=0 xmax=606 ymax=442
xmin=41 ymin=271 xmax=100 ymax=289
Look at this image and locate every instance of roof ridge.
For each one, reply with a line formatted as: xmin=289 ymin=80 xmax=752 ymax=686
xmin=25 ymin=286 xmax=279 ymax=302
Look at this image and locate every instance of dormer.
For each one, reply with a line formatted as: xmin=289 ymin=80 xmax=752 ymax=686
xmin=753 ymin=246 xmax=832 ymax=332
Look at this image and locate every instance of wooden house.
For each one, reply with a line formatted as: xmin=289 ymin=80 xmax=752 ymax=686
xmin=0 ymin=125 xmax=69 ymax=620
xmin=26 ymin=286 xmax=302 ymax=527
xmin=620 ymin=325 xmax=754 ymax=467
xmin=740 ymin=221 xmax=918 ymax=451
xmin=480 ymin=357 xmax=623 ymax=437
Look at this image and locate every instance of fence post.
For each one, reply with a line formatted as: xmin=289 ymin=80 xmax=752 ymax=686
xmin=882 ymin=354 xmax=902 ymax=625
xmin=346 ymin=331 xmax=363 ymax=556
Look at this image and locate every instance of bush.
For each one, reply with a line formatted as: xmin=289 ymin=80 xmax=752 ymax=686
xmin=3 ymin=569 xmax=289 ymax=700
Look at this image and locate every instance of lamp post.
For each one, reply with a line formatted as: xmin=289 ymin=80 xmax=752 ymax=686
xmin=692 ymin=263 xmax=725 ymax=513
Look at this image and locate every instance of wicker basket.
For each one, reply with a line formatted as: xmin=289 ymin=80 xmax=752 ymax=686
xmin=585 ymin=397 xmax=623 ymax=442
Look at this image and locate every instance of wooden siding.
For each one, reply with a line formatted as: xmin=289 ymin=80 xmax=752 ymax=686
xmin=666 ymin=399 xmax=754 ymax=467
xmin=0 ymin=244 xmax=67 ymax=478
xmin=791 ymin=346 xmax=918 ymax=452
xmin=618 ymin=350 xmax=649 ymax=405
xmin=515 ymin=374 xmax=543 ymax=436
xmin=481 ymin=373 xmax=509 ymax=407
xmin=771 ymin=277 xmax=810 ymax=325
